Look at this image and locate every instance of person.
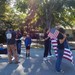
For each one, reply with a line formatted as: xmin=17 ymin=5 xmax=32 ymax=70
xmin=16 ymin=30 xmax=22 ymax=54
xmin=55 ymin=27 xmax=66 ymax=73
xmin=43 ymin=28 xmax=52 ymax=61
xmin=6 ymin=28 xmax=18 ymax=64
xmin=24 ymin=33 xmax=32 ymax=58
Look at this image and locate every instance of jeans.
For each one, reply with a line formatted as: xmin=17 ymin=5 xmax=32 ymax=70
xmin=48 ymin=44 xmax=52 ymax=55
xmin=44 ymin=43 xmax=49 ymax=57
xmin=55 ymin=49 xmax=64 ymax=72
xmin=16 ymin=42 xmax=21 ymax=54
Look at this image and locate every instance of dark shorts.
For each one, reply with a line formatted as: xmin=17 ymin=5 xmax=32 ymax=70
xmin=26 ymin=46 xmax=30 ymax=50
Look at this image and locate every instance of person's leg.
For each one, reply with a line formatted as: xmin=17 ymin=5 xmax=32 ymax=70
xmin=26 ymin=46 xmax=28 ymax=57
xmin=26 ymin=49 xmax=29 ymax=58
xmin=55 ymin=50 xmax=64 ymax=72
xmin=26 ymin=46 xmax=30 ymax=58
xmin=48 ymin=43 xmax=52 ymax=55
xmin=28 ymin=46 xmax=30 ymax=57
xmin=28 ymin=49 xmax=30 ymax=57
xmin=44 ymin=44 xmax=49 ymax=57
xmin=16 ymin=41 xmax=18 ymax=53
xmin=7 ymin=45 xmax=12 ymax=63
xmin=26 ymin=49 xmax=28 ymax=57
xmin=17 ymin=42 xmax=21 ymax=54
xmin=12 ymin=45 xmax=18 ymax=63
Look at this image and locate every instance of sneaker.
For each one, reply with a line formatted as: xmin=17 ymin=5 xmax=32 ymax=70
xmin=56 ymin=70 xmax=64 ymax=73
xmin=8 ymin=62 xmax=12 ymax=64
xmin=47 ymin=55 xmax=54 ymax=58
xmin=51 ymin=55 xmax=54 ymax=57
xmin=14 ymin=61 xmax=20 ymax=64
xmin=60 ymin=70 xmax=64 ymax=73
xmin=12 ymin=57 xmax=15 ymax=61
xmin=43 ymin=57 xmax=47 ymax=61
xmin=47 ymin=55 xmax=51 ymax=58
xmin=29 ymin=57 xmax=32 ymax=59
xmin=26 ymin=57 xmax=29 ymax=59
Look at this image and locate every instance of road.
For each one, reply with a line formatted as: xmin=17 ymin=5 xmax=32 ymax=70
xmin=0 ymin=48 xmax=75 ymax=75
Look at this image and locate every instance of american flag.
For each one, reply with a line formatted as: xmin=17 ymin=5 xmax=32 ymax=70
xmin=48 ymin=32 xmax=55 ymax=39
xmin=54 ymin=30 xmax=59 ymax=38
xmin=51 ymin=39 xmax=73 ymax=63
xmin=48 ymin=28 xmax=73 ymax=63
xmin=48 ymin=28 xmax=59 ymax=39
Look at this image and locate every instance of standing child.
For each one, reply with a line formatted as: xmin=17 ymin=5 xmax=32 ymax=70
xmin=24 ymin=33 xmax=32 ymax=58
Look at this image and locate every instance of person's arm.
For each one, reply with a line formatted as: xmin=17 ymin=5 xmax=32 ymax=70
xmin=44 ymin=36 xmax=50 ymax=41
xmin=59 ymin=34 xmax=66 ymax=44
xmin=28 ymin=38 xmax=32 ymax=46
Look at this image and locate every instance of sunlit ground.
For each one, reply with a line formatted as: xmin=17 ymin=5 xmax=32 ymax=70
xmin=0 ymin=47 xmax=75 ymax=75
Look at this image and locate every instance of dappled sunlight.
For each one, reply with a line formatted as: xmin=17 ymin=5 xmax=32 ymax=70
xmin=0 ymin=62 xmax=8 ymax=70
xmin=14 ymin=65 xmax=27 ymax=75
xmin=36 ymin=68 xmax=41 ymax=73
xmin=0 ymin=55 xmax=8 ymax=58
xmin=0 ymin=48 xmax=75 ymax=75
xmin=0 ymin=62 xmax=18 ymax=75
xmin=35 ymin=54 xmax=40 ymax=57
xmin=42 ymin=61 xmax=49 ymax=70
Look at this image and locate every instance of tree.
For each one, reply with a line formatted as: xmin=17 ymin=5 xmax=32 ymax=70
xmin=0 ymin=0 xmax=6 ymax=16
xmin=1 ymin=0 xmax=75 ymax=30
xmin=37 ymin=0 xmax=75 ymax=28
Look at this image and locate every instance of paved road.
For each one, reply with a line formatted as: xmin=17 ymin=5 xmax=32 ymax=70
xmin=0 ymin=48 xmax=75 ymax=75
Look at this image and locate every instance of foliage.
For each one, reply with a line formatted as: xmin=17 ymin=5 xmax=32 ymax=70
xmin=37 ymin=0 xmax=75 ymax=28
xmin=0 ymin=0 xmax=75 ymax=30
xmin=15 ymin=0 xmax=28 ymax=12
xmin=0 ymin=0 xmax=6 ymax=16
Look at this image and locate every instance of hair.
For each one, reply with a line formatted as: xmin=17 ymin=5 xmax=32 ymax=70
xmin=58 ymin=27 xmax=65 ymax=34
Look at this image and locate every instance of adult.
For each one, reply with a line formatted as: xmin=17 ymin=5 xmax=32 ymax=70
xmin=16 ymin=30 xmax=22 ymax=54
xmin=55 ymin=27 xmax=66 ymax=73
xmin=43 ymin=28 xmax=52 ymax=61
xmin=6 ymin=28 xmax=18 ymax=64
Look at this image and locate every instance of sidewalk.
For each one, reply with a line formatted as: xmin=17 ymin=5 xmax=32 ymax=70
xmin=0 ymin=48 xmax=75 ymax=75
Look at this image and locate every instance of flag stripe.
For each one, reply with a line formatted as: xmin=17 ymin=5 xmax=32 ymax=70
xmin=54 ymin=30 xmax=59 ymax=38
xmin=56 ymin=54 xmax=72 ymax=62
xmin=51 ymin=39 xmax=73 ymax=63
xmin=48 ymin=30 xmax=73 ymax=63
xmin=48 ymin=32 xmax=55 ymax=39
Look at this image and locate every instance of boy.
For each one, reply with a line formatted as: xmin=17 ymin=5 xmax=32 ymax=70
xmin=24 ymin=33 xmax=31 ymax=58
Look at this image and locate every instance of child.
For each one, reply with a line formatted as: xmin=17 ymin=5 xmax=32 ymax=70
xmin=24 ymin=33 xmax=31 ymax=58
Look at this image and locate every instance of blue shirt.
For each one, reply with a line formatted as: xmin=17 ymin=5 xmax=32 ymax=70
xmin=24 ymin=37 xmax=31 ymax=47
